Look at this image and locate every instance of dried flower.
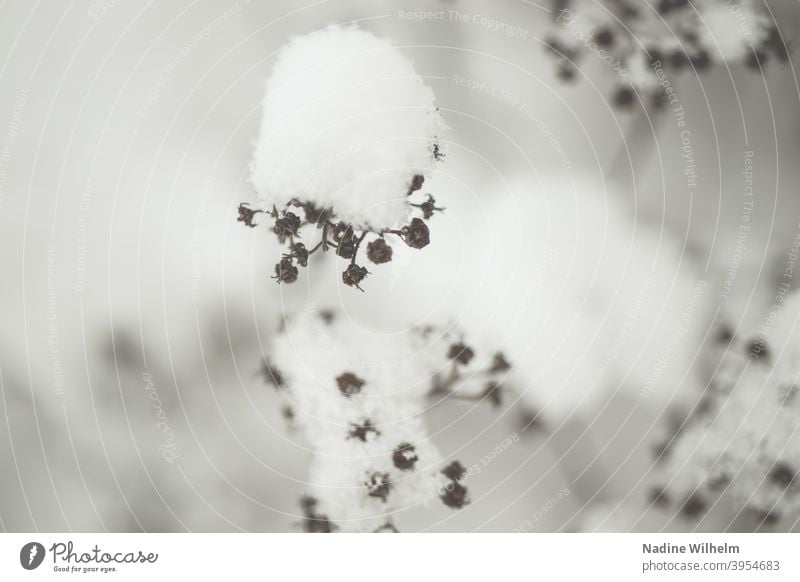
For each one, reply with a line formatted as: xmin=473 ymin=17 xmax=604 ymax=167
xmin=273 ymin=212 xmax=301 ymax=243
xmin=407 ymin=174 xmax=425 ymax=195
xmin=440 ymin=480 xmax=469 ymax=509
xmin=272 ymin=259 xmax=298 ymax=284
xmin=237 ymin=202 xmax=261 ymax=227
xmin=404 ymin=218 xmax=430 ymax=249
xmin=265 ymin=309 xmax=500 ymax=531
xmin=365 ymin=472 xmax=392 ymax=501
xmin=447 ymin=342 xmax=475 ymax=366
xmin=366 ymin=238 xmax=393 ymax=264
xmin=392 ymin=443 xmax=418 ymax=471
xmin=348 ymin=420 xmax=381 ymax=442
xmin=342 ymin=264 xmax=369 ymax=290
xmin=336 ymin=372 xmax=365 ymax=397
xmin=490 ymin=352 xmax=511 ymax=373
xmin=244 ymin=25 xmax=448 ymax=291
xmin=441 ymin=460 xmax=467 ymax=481
xmin=289 ymin=242 xmax=308 ymax=267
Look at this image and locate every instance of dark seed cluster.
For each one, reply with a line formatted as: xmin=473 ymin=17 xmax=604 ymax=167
xmin=544 ymin=0 xmax=788 ymax=111
xmin=336 ymin=372 xmax=365 ymax=397
xmin=434 ymin=342 xmax=513 ymax=409
xmin=440 ymin=461 xmax=470 ymax=509
xmin=239 ymin=171 xmax=445 ymax=291
xmin=299 ymin=495 xmax=336 ymax=533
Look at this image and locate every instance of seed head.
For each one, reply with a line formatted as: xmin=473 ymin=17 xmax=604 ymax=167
xmin=404 ymin=218 xmax=430 ymax=249
xmin=366 ymin=238 xmax=393 ymax=264
xmin=392 ymin=443 xmax=418 ymax=471
xmin=440 ymin=480 xmax=469 ymax=509
xmin=291 ymin=242 xmax=309 ymax=267
xmin=272 ymin=258 xmax=298 ymax=283
xmin=237 ymin=202 xmax=262 ymax=227
xmin=407 ymin=174 xmax=425 ymax=195
xmin=447 ymin=342 xmax=474 ymax=366
xmin=365 ymin=472 xmax=392 ymax=502
xmin=348 ymin=420 xmax=381 ymax=442
xmin=336 ymin=372 xmax=365 ymax=397
xmin=336 ymin=233 xmax=357 ymax=259
xmin=273 ymin=212 xmax=301 ymax=243
xmin=441 ymin=460 xmax=467 ymax=481
xmin=342 ymin=264 xmax=369 ymax=290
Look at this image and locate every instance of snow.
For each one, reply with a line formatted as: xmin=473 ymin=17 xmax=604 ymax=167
xmin=251 ymin=25 xmax=445 ymax=230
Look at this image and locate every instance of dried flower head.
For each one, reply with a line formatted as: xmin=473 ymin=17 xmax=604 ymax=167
xmin=243 ymin=25 xmax=448 ymax=290
xmin=653 ymin=294 xmax=800 ymax=526
xmin=366 ymin=238 xmax=393 ymax=265
xmin=265 ymin=307 xmax=511 ymax=531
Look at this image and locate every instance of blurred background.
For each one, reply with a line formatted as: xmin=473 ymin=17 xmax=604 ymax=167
xmin=1 ymin=0 xmax=800 ymax=532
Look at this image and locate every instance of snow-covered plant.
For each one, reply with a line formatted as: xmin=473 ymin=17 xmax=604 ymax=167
xmin=262 ymin=306 xmax=511 ymax=532
xmin=240 ymin=25 xmax=446 ymax=291
xmin=545 ymin=0 xmax=786 ymax=109
xmin=651 ymin=294 xmax=800 ymax=528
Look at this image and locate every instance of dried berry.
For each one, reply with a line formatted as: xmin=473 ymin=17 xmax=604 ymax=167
xmin=612 ymin=85 xmax=636 ymax=108
xmin=318 ymin=309 xmax=336 ymax=325
xmin=237 ymin=202 xmax=262 ymax=227
xmin=415 ymin=194 xmax=444 ymax=220
xmin=447 ymin=342 xmax=474 ymax=366
xmin=556 ymin=64 xmax=576 ymax=82
xmin=336 ymin=372 xmax=365 ymax=397
xmin=342 ymin=264 xmax=369 ymax=290
xmin=747 ymin=337 xmax=770 ymax=362
xmin=768 ymin=462 xmax=796 ymax=488
xmin=260 ymin=359 xmax=284 ymax=388
xmin=647 ymin=47 xmax=664 ymax=66
xmin=286 ymin=242 xmax=308 ymax=267
xmin=490 ymin=352 xmax=511 ymax=373
xmin=441 ymin=460 xmax=466 ymax=481
xmin=679 ymin=494 xmax=706 ymax=518
xmin=392 ymin=443 xmax=418 ymax=471
xmin=594 ymin=27 xmax=614 ymax=48
xmin=716 ymin=324 xmax=734 ymax=345
xmin=366 ymin=238 xmax=393 ymax=264
xmin=273 ymin=211 xmax=301 ymax=243
xmin=407 ymin=174 xmax=424 ymax=195
xmin=272 ymin=258 xmax=298 ymax=283
xmin=365 ymin=472 xmax=391 ymax=502
xmin=440 ymin=480 xmax=469 ymax=509
xmin=431 ymin=141 xmax=444 ymax=161
xmin=348 ymin=420 xmax=381 ymax=442
xmin=336 ymin=233 xmax=357 ymax=259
